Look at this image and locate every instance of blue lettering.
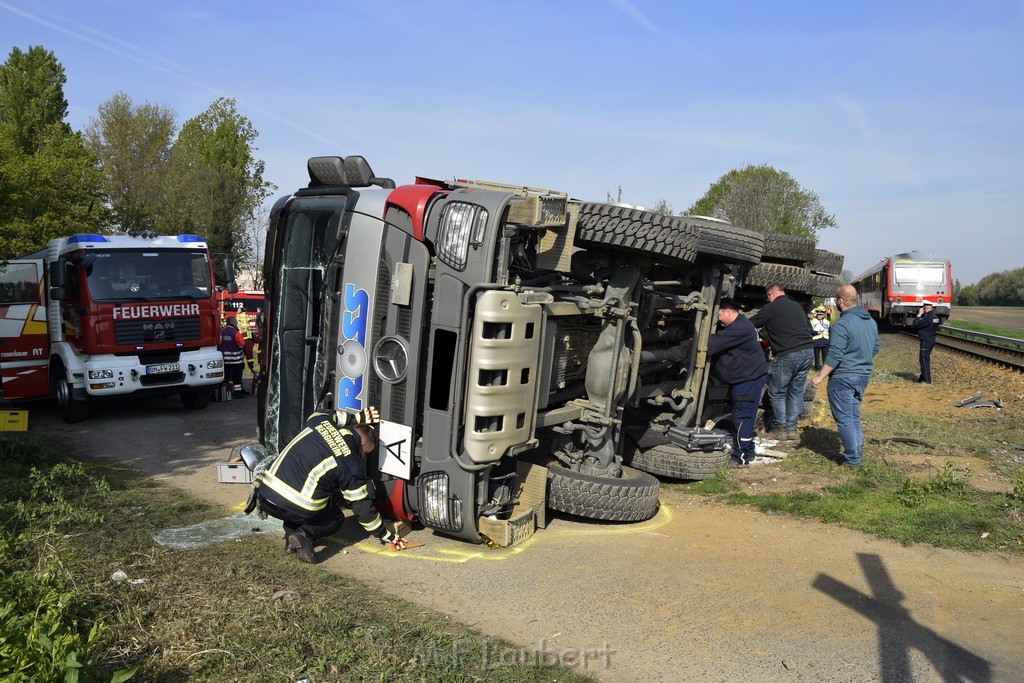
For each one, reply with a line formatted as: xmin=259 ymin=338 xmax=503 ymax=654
xmin=343 ymin=284 xmax=368 ymax=344
xmin=337 ymin=376 xmax=363 ymax=410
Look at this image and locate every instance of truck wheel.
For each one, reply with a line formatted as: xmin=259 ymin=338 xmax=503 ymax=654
xmin=55 ymin=366 xmax=88 ymax=423
xmin=623 ymin=443 xmax=730 ymax=480
xmin=575 ymin=203 xmax=699 ymax=265
xmin=743 ymin=262 xmax=811 ymax=293
xmin=684 ymin=216 xmax=765 ymax=266
xmin=547 ymin=464 xmax=659 ymax=522
xmin=181 ymin=390 xmax=212 ymax=410
xmin=762 ymin=233 xmax=815 ymax=266
xmin=812 ymin=248 xmax=844 ymax=275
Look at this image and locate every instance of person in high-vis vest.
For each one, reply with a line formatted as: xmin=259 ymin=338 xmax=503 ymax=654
xmin=219 ymin=316 xmax=247 ymax=398
xmin=254 ymin=406 xmax=407 ymax=563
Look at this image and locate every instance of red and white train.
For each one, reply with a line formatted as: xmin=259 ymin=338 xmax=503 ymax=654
xmin=852 ymin=250 xmax=952 ymax=326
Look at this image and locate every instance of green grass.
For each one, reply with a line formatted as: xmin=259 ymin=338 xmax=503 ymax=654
xmin=944 ymin=320 xmax=1024 ymax=342
xmin=0 ymin=433 xmax=595 ymax=682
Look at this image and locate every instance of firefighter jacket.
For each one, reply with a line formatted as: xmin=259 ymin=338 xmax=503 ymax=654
xmin=257 ymin=410 xmax=387 ymax=540
xmin=218 ymin=321 xmax=245 ymax=365
xmin=706 ymin=314 xmax=768 ymax=384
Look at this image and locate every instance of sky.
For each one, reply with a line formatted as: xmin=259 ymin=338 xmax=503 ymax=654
xmin=2 ymin=0 xmax=1021 ymax=285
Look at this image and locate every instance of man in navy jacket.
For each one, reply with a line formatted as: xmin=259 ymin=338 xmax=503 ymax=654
xmin=912 ymin=301 xmax=941 ymax=383
xmin=706 ymin=299 xmax=769 ymax=466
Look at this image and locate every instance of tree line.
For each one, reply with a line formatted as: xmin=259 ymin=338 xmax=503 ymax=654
xmin=0 ymin=45 xmax=273 ymax=283
xmin=956 ymin=269 xmax=1024 ymax=306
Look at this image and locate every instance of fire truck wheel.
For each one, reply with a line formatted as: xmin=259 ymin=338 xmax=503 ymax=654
xmin=575 ymin=203 xmax=699 ymax=265
xmin=546 ymin=464 xmax=659 ymax=522
xmin=622 ymin=442 xmax=730 ymax=480
xmin=54 ymin=366 xmax=88 ymax=423
xmin=180 ymin=390 xmax=212 ymax=410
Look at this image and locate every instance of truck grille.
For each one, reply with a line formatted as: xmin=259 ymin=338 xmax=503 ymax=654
xmin=114 ymin=317 xmax=201 ymax=345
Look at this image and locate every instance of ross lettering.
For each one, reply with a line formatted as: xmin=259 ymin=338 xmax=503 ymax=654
xmin=337 ymin=283 xmax=370 ymax=411
xmin=112 ymin=303 xmax=200 ymax=320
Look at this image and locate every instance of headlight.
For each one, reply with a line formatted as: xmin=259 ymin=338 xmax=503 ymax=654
xmin=207 ymin=358 xmax=224 ymax=369
xmin=418 ymin=472 xmax=463 ymax=532
xmin=437 ymin=202 xmax=487 ymax=271
xmin=88 ymin=369 xmax=114 ymax=379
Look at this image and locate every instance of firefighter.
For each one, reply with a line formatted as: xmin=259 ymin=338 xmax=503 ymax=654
xmin=253 ymin=406 xmax=408 ymax=563
xmin=219 ymin=315 xmax=247 ymax=398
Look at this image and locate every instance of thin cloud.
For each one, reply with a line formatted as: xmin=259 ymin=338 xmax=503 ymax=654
xmin=605 ymin=0 xmax=721 ymax=70
xmin=0 ymin=0 xmax=344 ymax=148
xmin=836 ymin=92 xmax=920 ymax=188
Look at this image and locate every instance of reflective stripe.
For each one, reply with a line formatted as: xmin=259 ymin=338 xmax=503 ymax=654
xmin=261 ymin=427 xmax=338 ymax=512
xmin=360 ymin=514 xmax=383 ymax=533
xmin=260 ymin=471 xmax=328 ymax=511
xmin=341 ymin=485 xmax=368 ymax=502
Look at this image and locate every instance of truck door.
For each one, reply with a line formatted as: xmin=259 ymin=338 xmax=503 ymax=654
xmin=0 ymin=260 xmax=49 ymax=400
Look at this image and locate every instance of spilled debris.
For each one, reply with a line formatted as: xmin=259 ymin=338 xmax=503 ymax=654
xmin=953 ymin=392 xmax=1002 ymax=410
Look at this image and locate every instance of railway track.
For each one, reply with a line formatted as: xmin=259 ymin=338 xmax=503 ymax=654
xmin=899 ymin=326 xmax=1024 ymax=371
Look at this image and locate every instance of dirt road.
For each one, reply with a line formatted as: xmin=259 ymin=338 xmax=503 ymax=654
xmin=23 ymin=384 xmax=1024 ymax=682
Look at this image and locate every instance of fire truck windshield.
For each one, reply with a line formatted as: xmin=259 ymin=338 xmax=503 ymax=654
xmin=86 ymin=250 xmax=211 ymax=302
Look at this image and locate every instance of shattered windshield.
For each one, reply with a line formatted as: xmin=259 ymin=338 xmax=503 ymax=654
xmin=86 ymin=249 xmax=212 ymax=302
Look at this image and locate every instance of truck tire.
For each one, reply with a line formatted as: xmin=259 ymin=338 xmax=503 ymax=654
xmin=684 ymin=216 xmax=765 ymax=266
xmin=547 ymin=464 xmax=659 ymax=522
xmin=575 ymin=203 xmax=699 ymax=265
xmin=762 ymin=233 xmax=815 ymax=266
xmin=743 ymin=262 xmax=812 ymax=293
xmin=55 ymin=366 xmax=88 ymax=423
xmin=812 ymin=248 xmax=844 ymax=275
xmin=623 ymin=443 xmax=730 ymax=480
xmin=181 ymin=390 xmax=212 ymax=410
xmin=808 ymin=272 xmax=838 ymax=298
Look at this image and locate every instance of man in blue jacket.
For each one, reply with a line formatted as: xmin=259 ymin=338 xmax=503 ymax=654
xmin=912 ymin=301 xmax=941 ymax=383
xmin=707 ymin=299 xmax=769 ymax=467
xmin=810 ymin=285 xmax=880 ymax=467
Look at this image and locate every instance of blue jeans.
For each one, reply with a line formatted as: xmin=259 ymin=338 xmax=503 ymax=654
xmin=767 ymin=349 xmax=813 ymax=431
xmin=827 ymin=374 xmax=871 ymax=466
xmin=730 ymin=374 xmax=768 ymax=463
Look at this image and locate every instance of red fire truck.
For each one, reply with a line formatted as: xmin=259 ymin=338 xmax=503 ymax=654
xmin=216 ymin=288 xmax=264 ymax=335
xmin=0 ymin=233 xmax=226 ymax=422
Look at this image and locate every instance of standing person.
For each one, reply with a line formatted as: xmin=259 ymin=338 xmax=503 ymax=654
xmin=912 ymin=301 xmax=941 ymax=384
xmin=811 ymin=308 xmax=831 ymax=371
xmin=810 ymin=285 xmax=880 ymax=467
xmin=219 ymin=315 xmax=247 ymax=398
xmin=253 ymin=406 xmax=408 ymax=563
xmin=706 ymin=299 xmax=769 ymax=467
xmin=748 ymin=283 xmax=814 ymax=441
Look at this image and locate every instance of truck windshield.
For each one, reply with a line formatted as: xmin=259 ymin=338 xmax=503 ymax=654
xmin=86 ymin=249 xmax=212 ymax=302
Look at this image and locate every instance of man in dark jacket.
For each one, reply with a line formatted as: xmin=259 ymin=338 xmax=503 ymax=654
xmin=810 ymin=285 xmax=880 ymax=467
xmin=707 ymin=299 xmax=769 ymax=466
xmin=254 ymin=406 xmax=407 ymax=563
xmin=912 ymin=301 xmax=941 ymax=384
xmin=219 ymin=316 xmax=246 ymax=398
xmin=747 ymin=283 xmax=814 ymax=440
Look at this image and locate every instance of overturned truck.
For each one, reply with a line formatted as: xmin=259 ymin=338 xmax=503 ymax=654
xmin=249 ymin=156 xmax=774 ymax=546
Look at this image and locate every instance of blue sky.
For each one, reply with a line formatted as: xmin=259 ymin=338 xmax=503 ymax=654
xmin=2 ymin=1 xmax=1021 ymax=285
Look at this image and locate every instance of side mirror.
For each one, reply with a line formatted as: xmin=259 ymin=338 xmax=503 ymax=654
xmin=50 ymin=286 xmax=66 ymax=300
xmin=49 ymin=259 xmax=66 ymax=288
xmin=81 ymin=253 xmax=97 ymax=274
xmin=223 ymin=258 xmax=238 ymax=294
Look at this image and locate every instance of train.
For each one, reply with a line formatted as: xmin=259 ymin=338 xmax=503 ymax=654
xmin=852 ymin=250 xmax=952 ymax=326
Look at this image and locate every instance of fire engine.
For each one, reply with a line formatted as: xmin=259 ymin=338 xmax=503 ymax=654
xmin=0 ymin=233 xmax=226 ymax=422
xmin=217 ymin=288 xmax=264 ymax=335
xmin=241 ymin=155 xmax=782 ymax=547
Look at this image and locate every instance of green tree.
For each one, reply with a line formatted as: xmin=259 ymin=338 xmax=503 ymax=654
xmin=0 ymin=46 xmax=106 ymax=258
xmin=0 ymin=45 xmax=69 ymax=154
xmin=651 ymin=198 xmax=674 ymax=216
xmin=687 ymin=164 xmax=837 ymax=239
xmin=84 ymin=91 xmax=176 ymax=234
xmin=161 ymin=98 xmax=273 ymax=283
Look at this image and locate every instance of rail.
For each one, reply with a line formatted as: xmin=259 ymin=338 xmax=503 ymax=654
xmin=925 ymin=325 xmax=1024 ymax=371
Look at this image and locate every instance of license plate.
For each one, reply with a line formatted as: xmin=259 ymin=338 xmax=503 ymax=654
xmin=146 ymin=362 xmax=180 ymax=375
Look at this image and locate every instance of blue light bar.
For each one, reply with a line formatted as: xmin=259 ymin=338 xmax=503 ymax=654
xmin=68 ymin=234 xmax=109 ymax=244
xmin=176 ymin=234 xmax=206 ymax=243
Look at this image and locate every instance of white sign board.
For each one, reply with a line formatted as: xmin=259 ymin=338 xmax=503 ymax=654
xmin=378 ymin=420 xmax=413 ymax=480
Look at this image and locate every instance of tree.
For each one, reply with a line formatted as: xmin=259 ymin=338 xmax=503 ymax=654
xmin=160 ymin=98 xmax=274 ymax=283
xmin=0 ymin=46 xmax=106 ymax=258
xmin=687 ymin=164 xmax=837 ymax=239
xmin=651 ymin=199 xmax=674 ymax=216
xmin=84 ymin=92 xmax=176 ymax=234
xmin=0 ymin=45 xmax=69 ymax=154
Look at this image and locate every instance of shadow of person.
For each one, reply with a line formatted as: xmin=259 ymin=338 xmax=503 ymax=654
xmin=813 ymin=553 xmax=991 ymax=682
